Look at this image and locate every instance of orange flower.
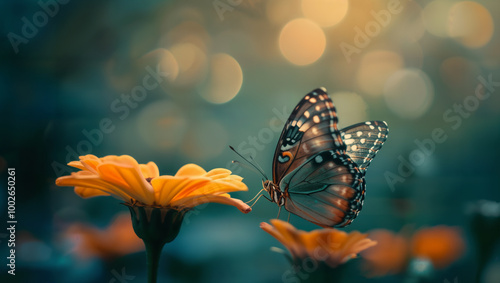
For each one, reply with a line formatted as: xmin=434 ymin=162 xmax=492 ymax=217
xmin=411 ymin=226 xmax=465 ymax=269
xmin=65 ymin=213 xmax=144 ymax=260
xmin=260 ymin=219 xmax=377 ymax=268
xmin=361 ymin=229 xmax=409 ymax=277
xmin=55 ymin=154 xmax=251 ymax=213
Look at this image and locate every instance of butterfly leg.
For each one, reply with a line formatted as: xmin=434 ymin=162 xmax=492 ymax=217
xmin=287 ymin=212 xmax=290 ymax=223
xmin=277 ymin=205 xmax=282 ymax=219
xmin=245 ymin=188 xmax=265 ymax=204
xmin=249 ymin=194 xmax=265 ymax=208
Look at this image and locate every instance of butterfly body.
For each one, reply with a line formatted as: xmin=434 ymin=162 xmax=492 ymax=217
xmin=263 ymin=88 xmax=388 ymax=228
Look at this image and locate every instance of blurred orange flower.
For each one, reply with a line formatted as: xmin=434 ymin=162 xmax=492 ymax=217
xmin=362 ymin=226 xmax=466 ymax=277
xmin=55 ymin=154 xmax=251 ymax=213
xmin=361 ymin=229 xmax=409 ymax=277
xmin=260 ymin=219 xmax=377 ymax=268
xmin=411 ymin=226 xmax=465 ymax=269
xmin=65 ymin=213 xmax=144 ymax=260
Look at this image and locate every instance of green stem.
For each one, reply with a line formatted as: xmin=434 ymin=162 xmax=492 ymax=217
xmin=145 ymin=241 xmax=164 ymax=283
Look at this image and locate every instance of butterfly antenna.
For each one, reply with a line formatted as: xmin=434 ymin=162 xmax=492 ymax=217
xmin=232 ymin=160 xmax=262 ymax=177
xmin=229 ymin=146 xmax=269 ymax=180
xmin=248 ymin=154 xmax=269 ymax=181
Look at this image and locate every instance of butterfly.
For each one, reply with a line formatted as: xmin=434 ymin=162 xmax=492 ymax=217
xmin=245 ymin=88 xmax=388 ymax=228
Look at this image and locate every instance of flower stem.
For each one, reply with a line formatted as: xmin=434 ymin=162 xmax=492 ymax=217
xmin=145 ymin=241 xmax=164 ymax=283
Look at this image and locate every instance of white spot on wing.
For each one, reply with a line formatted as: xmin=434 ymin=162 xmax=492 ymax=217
xmin=313 ymin=116 xmax=320 ymax=123
xmin=356 ymin=131 xmax=362 ymax=137
xmin=315 ymin=155 xmax=323 ymax=163
xmin=345 ymin=139 xmax=354 ymax=145
xmin=344 ymin=134 xmax=352 ymax=139
xmin=310 ymin=98 xmax=317 ymax=103
xmin=352 ymin=145 xmax=358 ymax=151
xmin=304 ymin=111 xmax=310 ymax=118
xmin=360 ymin=138 xmax=366 ymax=144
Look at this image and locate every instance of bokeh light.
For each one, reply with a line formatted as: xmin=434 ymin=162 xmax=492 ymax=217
xmin=422 ymin=0 xmax=454 ymax=37
xmin=169 ymin=42 xmax=208 ymax=86
xmin=163 ymin=21 xmax=210 ymax=51
xmin=141 ymin=48 xmax=179 ymax=83
xmin=137 ymin=100 xmax=187 ymax=150
xmin=199 ymin=53 xmax=243 ymax=104
xmin=301 ymin=0 xmax=349 ymax=27
xmin=266 ymin=0 xmax=302 ymax=26
xmin=279 ymin=18 xmax=326 ymax=66
xmin=448 ymin=1 xmax=494 ymax=48
xmin=356 ymin=50 xmax=404 ymax=97
xmin=393 ymin=0 xmax=426 ymax=43
xmin=384 ymin=69 xmax=434 ymax=119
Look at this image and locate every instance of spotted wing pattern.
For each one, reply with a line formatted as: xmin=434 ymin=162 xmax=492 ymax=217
xmin=271 ymin=88 xmax=372 ymax=227
xmin=281 ymin=150 xmax=366 ymax=227
xmin=272 ymin=88 xmax=345 ymax=183
xmin=340 ymin=121 xmax=389 ymax=173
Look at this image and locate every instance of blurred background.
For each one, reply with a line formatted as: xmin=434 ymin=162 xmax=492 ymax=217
xmin=1 ymin=0 xmax=500 ymax=282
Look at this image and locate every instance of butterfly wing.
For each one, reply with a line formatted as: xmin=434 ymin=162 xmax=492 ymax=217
xmin=280 ymin=150 xmax=365 ymax=228
xmin=271 ymin=88 xmax=365 ymax=227
xmin=272 ymin=88 xmax=345 ymax=183
xmin=341 ymin=121 xmax=389 ymax=173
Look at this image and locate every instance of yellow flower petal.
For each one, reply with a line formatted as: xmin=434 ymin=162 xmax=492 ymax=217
xmin=260 ymin=221 xmax=287 ymax=244
xmin=172 ymin=179 xmax=247 ymax=201
xmin=204 ymin=168 xmax=232 ymax=179
xmin=261 ymin=219 xmax=377 ymax=268
xmin=77 ymin=155 xmax=102 ymax=173
xmin=271 ymin=219 xmax=307 ymax=258
xmin=139 ymin=162 xmax=160 ymax=179
xmin=97 ymin=163 xmax=154 ymax=205
xmin=68 ymin=161 xmax=86 ymax=171
xmin=57 ymin=155 xmax=250 ymax=216
xmin=175 ymin=164 xmax=207 ymax=176
xmin=152 ymin=176 xmax=210 ymax=206
xmin=74 ymin=186 xmax=111 ymax=198
xmin=56 ymin=172 xmax=134 ymax=201
xmin=171 ymin=194 xmax=251 ymax=213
